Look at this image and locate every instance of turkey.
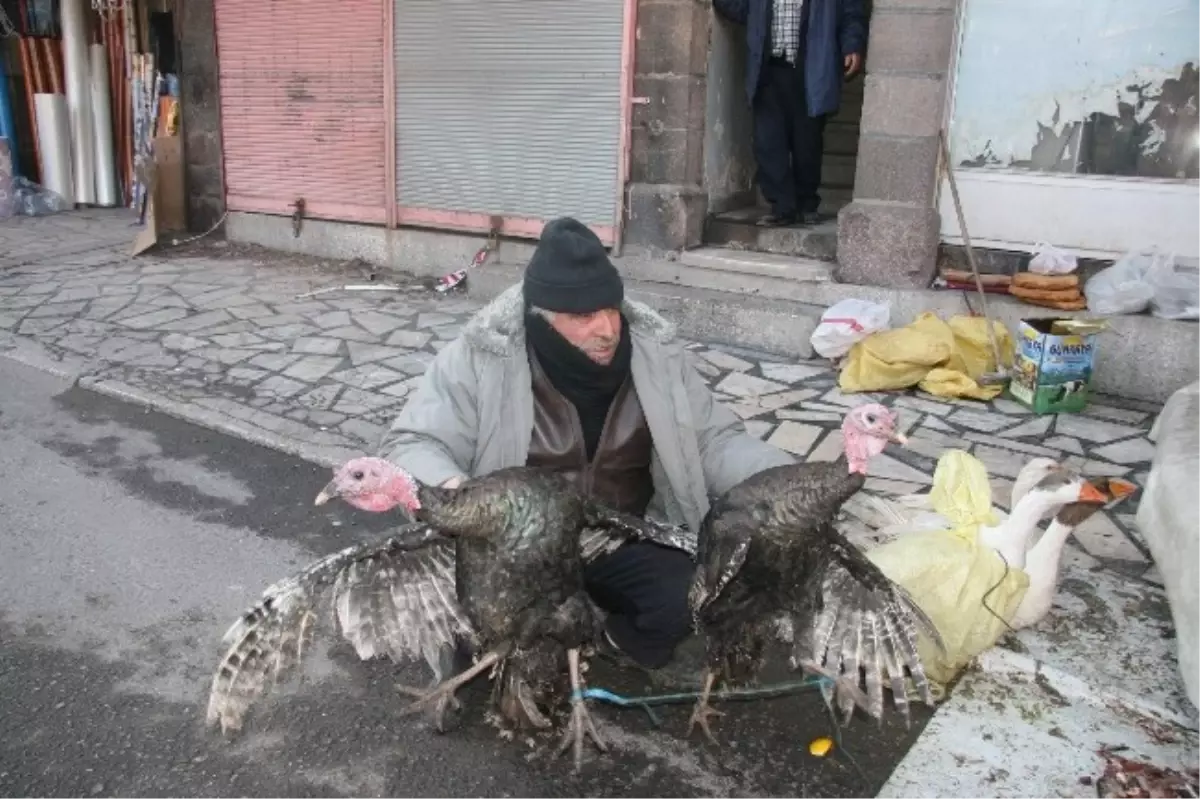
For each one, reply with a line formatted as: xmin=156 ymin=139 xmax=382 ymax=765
xmin=686 ymin=402 xmax=943 ymax=743
xmin=205 ymin=458 xmax=695 ymax=771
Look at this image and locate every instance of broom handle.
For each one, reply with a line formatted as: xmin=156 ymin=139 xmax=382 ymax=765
xmin=939 ymin=129 xmax=1006 ymax=374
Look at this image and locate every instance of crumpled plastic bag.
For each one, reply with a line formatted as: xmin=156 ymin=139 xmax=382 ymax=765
xmin=1145 ymin=255 xmax=1199 ymax=321
xmin=810 ymin=298 xmax=891 ymax=359
xmin=865 ymin=450 xmax=1030 ymax=690
xmin=838 ymin=312 xmax=1014 ymax=400
xmin=1 ymin=175 xmax=71 ymax=219
xmin=1028 ymin=241 xmax=1078 ymax=275
xmin=1084 ymin=247 xmax=1159 ymax=316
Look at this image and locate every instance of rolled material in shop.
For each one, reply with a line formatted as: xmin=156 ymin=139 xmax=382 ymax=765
xmin=34 ymin=93 xmax=75 ymax=203
xmin=0 ymin=61 xmax=18 ymax=175
xmin=89 ymin=44 xmax=118 ymax=207
xmin=61 ymin=0 xmax=97 ymax=205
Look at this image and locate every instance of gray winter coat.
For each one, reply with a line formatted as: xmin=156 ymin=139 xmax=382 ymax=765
xmin=378 ymin=283 xmax=795 ymax=532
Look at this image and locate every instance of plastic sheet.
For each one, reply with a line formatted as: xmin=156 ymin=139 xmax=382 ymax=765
xmin=865 ymin=450 xmax=1030 ymax=689
xmin=1 ymin=175 xmax=72 ymax=218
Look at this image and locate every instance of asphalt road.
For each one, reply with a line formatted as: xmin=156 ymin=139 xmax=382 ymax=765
xmin=0 ymin=356 xmax=932 ymax=797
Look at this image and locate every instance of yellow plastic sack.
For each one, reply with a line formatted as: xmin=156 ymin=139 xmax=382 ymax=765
xmin=838 ymin=312 xmax=1014 ymax=400
xmin=865 ymin=450 xmax=1029 ymax=690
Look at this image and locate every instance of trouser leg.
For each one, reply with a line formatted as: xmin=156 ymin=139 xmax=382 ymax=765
xmin=583 ymin=541 xmax=694 ymax=669
xmin=752 ymin=61 xmax=798 ymax=219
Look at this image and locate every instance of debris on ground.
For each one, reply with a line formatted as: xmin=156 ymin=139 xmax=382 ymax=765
xmin=1094 ymin=746 xmax=1199 ymax=798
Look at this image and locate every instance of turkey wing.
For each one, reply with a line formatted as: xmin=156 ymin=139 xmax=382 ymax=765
xmin=206 ymin=522 xmax=478 ymax=735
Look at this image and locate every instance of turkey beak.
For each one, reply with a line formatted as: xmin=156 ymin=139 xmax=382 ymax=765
xmin=314 ymin=480 xmax=338 ymax=506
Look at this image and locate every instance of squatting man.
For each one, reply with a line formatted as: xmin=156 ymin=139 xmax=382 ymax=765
xmin=380 ymin=216 xmax=796 ymax=679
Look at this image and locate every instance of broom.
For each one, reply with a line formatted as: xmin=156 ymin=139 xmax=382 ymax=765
xmin=938 ymin=128 xmax=1010 ymax=387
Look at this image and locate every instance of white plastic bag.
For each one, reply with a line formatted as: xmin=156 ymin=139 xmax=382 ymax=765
xmin=1083 ymin=247 xmax=1157 ymax=316
xmin=1145 ymin=254 xmax=1200 ymax=321
xmin=1028 ymin=241 xmax=1078 ymax=275
xmin=810 ymin=298 xmax=890 ymax=359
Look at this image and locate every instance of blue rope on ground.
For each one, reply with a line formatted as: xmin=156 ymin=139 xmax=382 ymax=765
xmin=573 ymin=675 xmax=869 ymax=785
xmin=573 ymin=676 xmax=833 ymax=728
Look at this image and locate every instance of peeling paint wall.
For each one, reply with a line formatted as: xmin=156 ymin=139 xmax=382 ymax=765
xmin=950 ymin=0 xmax=1199 ymax=179
xmin=703 ymin=12 xmax=757 ymax=213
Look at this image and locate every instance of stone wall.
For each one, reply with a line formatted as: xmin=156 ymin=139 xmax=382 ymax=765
xmin=836 ymin=0 xmax=957 ymax=288
xmin=623 ymin=0 xmax=713 ymax=252
xmin=178 ymin=0 xmax=225 ymax=232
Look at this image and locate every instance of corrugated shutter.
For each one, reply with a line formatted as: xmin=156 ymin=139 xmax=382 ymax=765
xmin=215 ymin=0 xmax=388 ymax=224
xmin=394 ymin=0 xmax=625 ymax=238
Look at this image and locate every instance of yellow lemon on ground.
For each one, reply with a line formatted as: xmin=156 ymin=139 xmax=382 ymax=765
xmin=809 ymin=736 xmax=834 ymax=757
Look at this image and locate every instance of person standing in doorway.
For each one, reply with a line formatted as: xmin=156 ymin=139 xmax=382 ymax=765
xmin=714 ymin=0 xmax=867 ymax=227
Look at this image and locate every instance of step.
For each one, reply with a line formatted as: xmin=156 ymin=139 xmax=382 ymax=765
xmin=679 ymin=246 xmax=835 ymax=282
xmin=822 ymin=153 xmax=857 ymax=188
xmin=819 ymin=187 xmax=853 ymax=215
xmin=705 ymin=212 xmax=838 ymax=260
xmin=466 ymin=261 xmax=825 ymax=359
xmin=824 ymin=122 xmax=860 ymax=157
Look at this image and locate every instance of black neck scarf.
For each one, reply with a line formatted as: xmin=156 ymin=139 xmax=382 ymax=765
xmin=525 ymin=311 xmax=633 ymax=460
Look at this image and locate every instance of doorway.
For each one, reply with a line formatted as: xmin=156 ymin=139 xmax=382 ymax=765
xmin=700 ymin=7 xmax=867 ymax=261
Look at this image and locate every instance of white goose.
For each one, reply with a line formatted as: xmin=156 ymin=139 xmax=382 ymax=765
xmin=1008 ymin=473 xmax=1136 ymax=629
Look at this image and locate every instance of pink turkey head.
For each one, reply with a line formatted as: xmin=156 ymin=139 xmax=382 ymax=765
xmin=841 ymin=403 xmax=907 ymax=475
xmin=313 ymin=456 xmax=421 ymax=514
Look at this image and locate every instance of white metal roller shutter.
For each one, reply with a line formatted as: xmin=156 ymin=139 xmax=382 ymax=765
xmin=394 ymin=0 xmax=624 ymax=236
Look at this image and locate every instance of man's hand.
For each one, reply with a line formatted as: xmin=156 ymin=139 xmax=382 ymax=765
xmin=441 ymin=476 xmax=465 ymax=489
xmin=844 ymin=52 xmax=863 ymax=79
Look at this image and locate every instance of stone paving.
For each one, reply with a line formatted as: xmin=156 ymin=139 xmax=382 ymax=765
xmin=2 ymin=210 xmax=1195 ymax=794
xmin=0 ymin=215 xmax=1164 ymax=584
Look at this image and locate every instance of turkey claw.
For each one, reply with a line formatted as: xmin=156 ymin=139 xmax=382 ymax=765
xmin=555 ymin=696 xmax=606 ymax=773
xmin=396 ymin=684 xmax=463 ymax=732
xmin=686 ymin=701 xmax=725 ymax=745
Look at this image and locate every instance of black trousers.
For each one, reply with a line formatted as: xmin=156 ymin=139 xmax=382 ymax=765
xmin=583 ymin=540 xmax=694 ymax=669
xmin=753 ymin=57 xmax=828 ymax=217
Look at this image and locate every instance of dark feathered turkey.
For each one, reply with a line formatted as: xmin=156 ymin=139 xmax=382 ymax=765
xmin=685 ymin=403 xmax=944 ymax=741
xmin=205 ymin=458 xmax=695 ymax=770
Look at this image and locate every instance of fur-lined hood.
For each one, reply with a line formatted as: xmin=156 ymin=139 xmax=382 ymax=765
xmin=461 ymin=282 xmax=677 ymax=357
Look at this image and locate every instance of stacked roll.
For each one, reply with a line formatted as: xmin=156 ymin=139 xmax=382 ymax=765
xmin=1009 ymin=272 xmax=1086 ymax=310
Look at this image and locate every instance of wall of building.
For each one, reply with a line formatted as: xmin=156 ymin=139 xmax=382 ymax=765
xmin=702 ymin=13 xmax=756 ymax=215
xmin=836 ymin=0 xmax=958 ymax=289
xmin=622 ymin=0 xmax=713 ymax=252
xmin=179 ymin=0 xmax=225 ymax=232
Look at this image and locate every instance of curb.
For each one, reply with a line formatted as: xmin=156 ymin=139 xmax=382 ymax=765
xmin=0 ymin=334 xmax=361 ymax=470
xmin=77 ymin=376 xmax=361 ymax=469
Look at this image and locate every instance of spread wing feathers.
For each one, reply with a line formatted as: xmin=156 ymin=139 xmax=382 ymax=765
xmin=791 ymin=547 xmax=942 ymax=726
xmin=579 ymin=502 xmax=698 ymax=563
xmin=205 ymin=523 xmax=477 ymax=735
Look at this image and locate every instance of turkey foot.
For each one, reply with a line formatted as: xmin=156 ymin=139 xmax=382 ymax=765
xmin=399 ymin=648 xmax=505 ymax=719
xmin=687 ymin=670 xmax=725 ymax=745
xmin=394 ymin=684 xmax=462 ymax=732
xmin=555 ymin=648 xmax=607 ymax=773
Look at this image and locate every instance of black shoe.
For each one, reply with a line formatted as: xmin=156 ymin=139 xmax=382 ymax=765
xmin=799 ymin=210 xmax=830 ymax=225
xmin=645 ymin=635 xmax=707 ymax=689
xmin=756 ymin=212 xmax=797 ymax=228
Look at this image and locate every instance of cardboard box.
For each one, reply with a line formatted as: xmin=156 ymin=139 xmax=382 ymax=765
xmin=1006 ymin=318 xmax=1099 ymax=414
xmin=153 ymin=135 xmax=186 ymax=233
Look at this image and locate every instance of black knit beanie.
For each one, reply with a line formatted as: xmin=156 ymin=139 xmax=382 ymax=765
xmin=522 ymin=217 xmax=624 ymax=314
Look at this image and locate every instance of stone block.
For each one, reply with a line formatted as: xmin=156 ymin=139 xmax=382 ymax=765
xmin=835 ymin=200 xmax=939 ymax=288
xmin=632 ymin=74 xmax=708 ymax=133
xmin=623 ymin=183 xmax=707 ymax=252
xmin=864 ymin=9 xmax=956 ymax=74
xmin=852 ymin=134 xmax=939 ymax=203
xmin=635 ymin=0 xmax=712 ymax=76
xmin=631 ymin=126 xmax=706 ymax=185
xmin=859 ymin=74 xmax=947 ymax=137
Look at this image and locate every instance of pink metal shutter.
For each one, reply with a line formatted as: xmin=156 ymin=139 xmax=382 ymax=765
xmin=214 ymin=0 xmax=388 ymax=224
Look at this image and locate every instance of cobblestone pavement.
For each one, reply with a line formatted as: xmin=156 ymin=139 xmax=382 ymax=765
xmin=2 ymin=211 xmax=1194 ymax=794
xmin=0 ymin=216 xmax=1163 ymax=575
